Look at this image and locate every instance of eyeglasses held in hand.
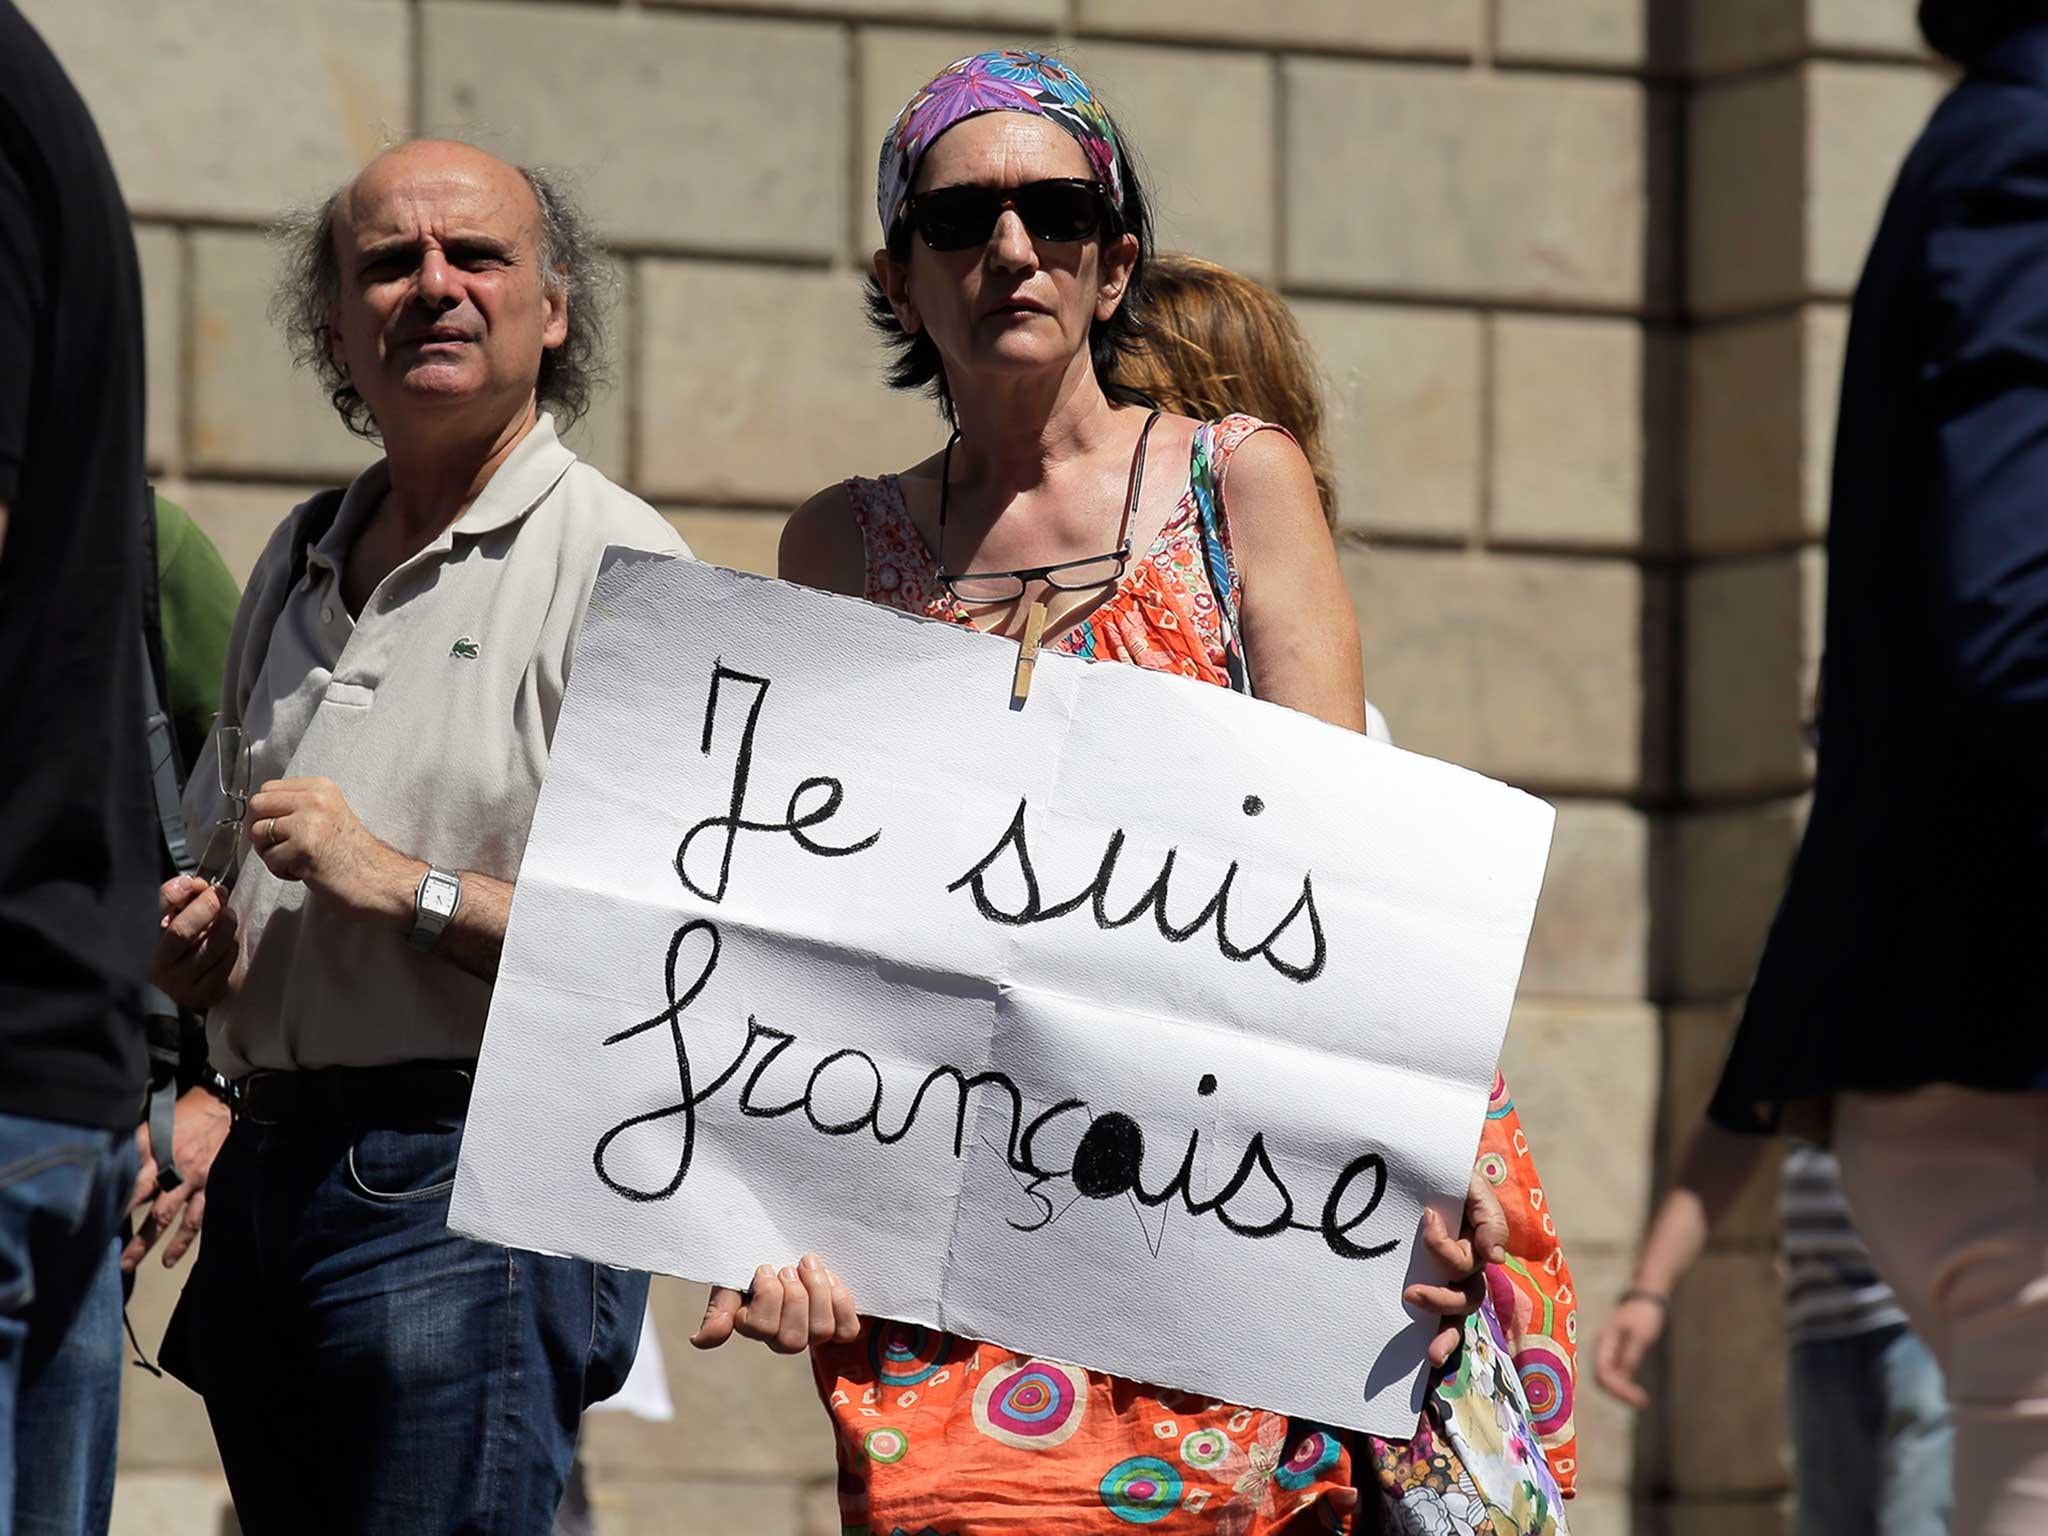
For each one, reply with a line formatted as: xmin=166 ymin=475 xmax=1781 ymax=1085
xmin=905 ymin=178 xmax=1107 ymax=252
xmin=194 ymin=725 xmax=251 ymax=888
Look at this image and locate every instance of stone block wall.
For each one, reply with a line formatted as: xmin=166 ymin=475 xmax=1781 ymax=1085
xmin=16 ymin=1 xmax=1953 ymax=1531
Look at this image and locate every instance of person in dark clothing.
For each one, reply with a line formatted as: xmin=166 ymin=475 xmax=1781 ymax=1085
xmin=1710 ymin=5 xmax=2048 ymax=1530
xmin=0 ymin=2 xmax=156 ymax=1531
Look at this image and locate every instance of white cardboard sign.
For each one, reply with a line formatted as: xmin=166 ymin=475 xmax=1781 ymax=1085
xmin=451 ymin=553 xmax=1555 ymax=1437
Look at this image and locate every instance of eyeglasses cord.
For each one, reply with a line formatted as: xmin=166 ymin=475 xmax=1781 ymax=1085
xmin=937 ymin=407 xmax=1162 ymax=600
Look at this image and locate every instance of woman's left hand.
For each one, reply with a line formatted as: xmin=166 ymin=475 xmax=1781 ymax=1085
xmin=692 ymin=1252 xmax=859 ymax=1354
xmin=1403 ymin=1166 xmax=1508 ymax=1367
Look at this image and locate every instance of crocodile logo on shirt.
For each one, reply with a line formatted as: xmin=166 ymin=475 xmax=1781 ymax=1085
xmin=450 ymin=636 xmax=480 ymax=660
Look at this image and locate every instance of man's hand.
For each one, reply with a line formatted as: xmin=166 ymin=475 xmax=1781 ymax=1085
xmin=244 ymin=777 xmax=416 ymax=920
xmin=1403 ymin=1166 xmax=1510 ymax=1368
xmin=243 ymin=774 xmax=513 ymax=981
xmin=152 ymin=876 xmax=239 ymax=1009
xmin=124 ymin=1087 xmax=232 ymax=1274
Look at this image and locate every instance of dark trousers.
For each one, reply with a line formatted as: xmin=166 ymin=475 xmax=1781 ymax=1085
xmin=164 ymin=1111 xmax=646 ymax=1535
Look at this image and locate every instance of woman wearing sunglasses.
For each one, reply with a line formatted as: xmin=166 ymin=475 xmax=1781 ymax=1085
xmin=692 ymin=51 xmax=1564 ymax=1535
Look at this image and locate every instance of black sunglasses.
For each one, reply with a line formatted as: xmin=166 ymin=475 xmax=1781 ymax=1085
xmin=905 ymin=178 xmax=1108 ymax=252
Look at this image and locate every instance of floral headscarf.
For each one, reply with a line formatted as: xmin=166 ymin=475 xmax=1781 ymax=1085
xmin=876 ymin=49 xmax=1124 ymax=238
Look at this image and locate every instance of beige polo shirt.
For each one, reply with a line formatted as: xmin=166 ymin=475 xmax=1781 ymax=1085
xmin=182 ymin=415 xmax=689 ymax=1076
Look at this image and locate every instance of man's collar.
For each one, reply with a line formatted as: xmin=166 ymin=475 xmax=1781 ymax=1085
xmin=1976 ymin=24 xmax=2048 ymax=92
xmin=450 ymin=412 xmax=577 ymax=538
xmin=306 ymin=412 xmax=578 ymax=574
xmin=308 ymin=460 xmax=390 ymax=575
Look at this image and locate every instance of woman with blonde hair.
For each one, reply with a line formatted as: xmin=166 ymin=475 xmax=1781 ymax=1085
xmin=1121 ymin=252 xmax=1338 ymax=529
xmin=1121 ymin=255 xmax=1386 ymax=741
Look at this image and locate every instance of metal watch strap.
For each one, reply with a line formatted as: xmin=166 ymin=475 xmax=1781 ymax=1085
xmin=408 ymin=866 xmax=462 ymax=950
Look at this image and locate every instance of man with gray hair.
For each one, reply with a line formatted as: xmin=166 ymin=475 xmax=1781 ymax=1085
xmin=150 ymin=139 xmax=683 ymax=1530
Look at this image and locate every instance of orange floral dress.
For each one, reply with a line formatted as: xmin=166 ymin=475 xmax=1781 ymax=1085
xmin=819 ymin=418 xmax=1579 ymax=1534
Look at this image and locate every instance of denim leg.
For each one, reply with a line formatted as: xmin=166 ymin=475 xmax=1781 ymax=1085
xmin=163 ymin=1119 xmax=324 ymax=1532
xmin=590 ymin=1266 xmax=650 ymax=1409
xmin=309 ymin=1119 xmax=652 ymax=1533
xmin=1875 ymin=1326 xmax=1954 ymax=1536
xmin=1789 ymin=1332 xmax=1883 ymax=1536
xmin=15 ymin=1235 xmax=124 ymax=1536
xmin=181 ymin=1114 xmax=649 ymax=1535
xmin=0 ymin=1114 xmax=138 ymax=1536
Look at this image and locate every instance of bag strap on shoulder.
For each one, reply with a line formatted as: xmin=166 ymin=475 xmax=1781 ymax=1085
xmin=221 ymin=486 xmax=347 ymax=738
xmin=1189 ymin=421 xmax=1255 ymax=698
xmin=138 ymin=485 xmax=345 ymax=1176
xmin=287 ymin=487 xmax=346 ymax=597
xmin=139 ymin=484 xmax=191 ymax=1179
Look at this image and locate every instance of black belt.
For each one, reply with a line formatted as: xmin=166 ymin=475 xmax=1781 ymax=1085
xmin=236 ymin=1064 xmax=476 ymax=1126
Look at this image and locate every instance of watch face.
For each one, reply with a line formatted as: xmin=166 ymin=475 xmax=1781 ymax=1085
xmin=422 ymin=874 xmax=460 ymax=919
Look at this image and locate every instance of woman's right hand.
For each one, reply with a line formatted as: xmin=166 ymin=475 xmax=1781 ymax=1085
xmin=691 ymin=1252 xmax=860 ymax=1354
xmin=152 ymin=875 xmax=238 ymax=1010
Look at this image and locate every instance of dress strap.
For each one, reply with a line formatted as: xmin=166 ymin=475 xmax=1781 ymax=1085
xmin=844 ymin=475 xmax=956 ymax=619
xmin=846 ymin=475 xmax=903 ymax=538
xmin=1188 ymin=414 xmax=1290 ymax=698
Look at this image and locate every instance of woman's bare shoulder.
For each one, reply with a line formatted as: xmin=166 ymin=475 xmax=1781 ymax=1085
xmin=779 ymin=483 xmax=867 ymax=596
xmin=1214 ymin=422 xmax=1319 ymax=516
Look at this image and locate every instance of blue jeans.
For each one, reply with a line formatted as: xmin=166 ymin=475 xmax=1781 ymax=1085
xmin=161 ymin=1112 xmax=647 ymax=1535
xmin=0 ymin=1113 xmax=137 ymax=1536
xmin=1791 ymin=1323 xmax=1954 ymax=1536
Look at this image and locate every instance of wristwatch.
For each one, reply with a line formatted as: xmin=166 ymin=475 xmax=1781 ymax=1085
xmin=409 ymin=865 xmax=463 ymax=950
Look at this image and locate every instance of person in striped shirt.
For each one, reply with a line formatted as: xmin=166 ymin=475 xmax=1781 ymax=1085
xmin=1596 ymin=1123 xmax=1952 ymax=1533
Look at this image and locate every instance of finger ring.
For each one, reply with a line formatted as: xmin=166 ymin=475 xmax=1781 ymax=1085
xmin=260 ymin=818 xmax=275 ymax=846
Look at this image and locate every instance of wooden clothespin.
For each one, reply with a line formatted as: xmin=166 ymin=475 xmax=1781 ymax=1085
xmin=1010 ymin=599 xmax=1049 ymax=710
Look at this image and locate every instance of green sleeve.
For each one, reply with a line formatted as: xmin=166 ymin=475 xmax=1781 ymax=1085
xmin=153 ymin=495 xmax=242 ymax=772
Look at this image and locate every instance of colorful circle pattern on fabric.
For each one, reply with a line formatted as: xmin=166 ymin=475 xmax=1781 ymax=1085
xmin=1273 ymin=1430 xmax=1341 ymax=1491
xmin=1514 ymin=1335 xmax=1577 ymax=1445
xmin=1098 ymin=1456 xmax=1183 ymax=1524
xmin=863 ymin=1427 xmax=909 ymax=1465
xmin=870 ymin=1321 xmax=947 ymax=1389
xmin=1487 ymin=1071 xmax=1514 ymax=1118
xmin=971 ymin=1359 xmax=1088 ymax=1451
xmin=1478 ymin=1151 xmax=1509 ymax=1185
xmin=1179 ymin=1428 xmax=1232 ymax=1469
